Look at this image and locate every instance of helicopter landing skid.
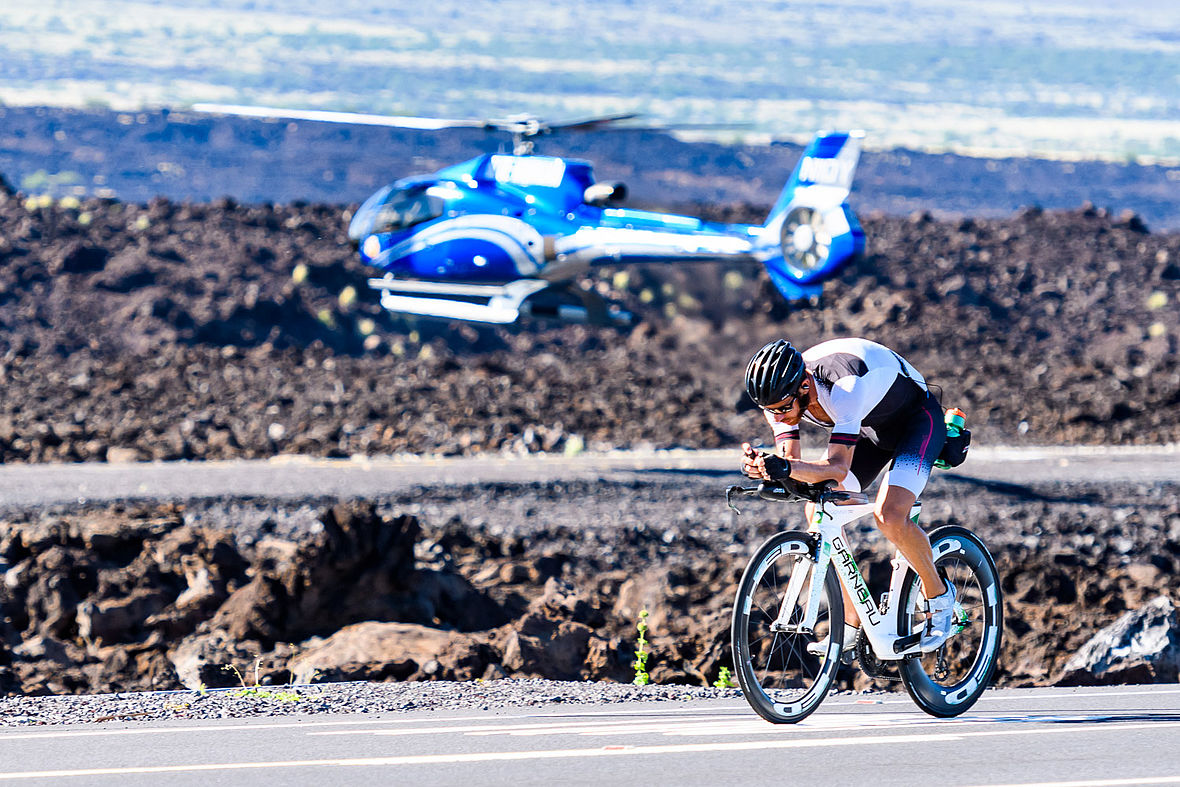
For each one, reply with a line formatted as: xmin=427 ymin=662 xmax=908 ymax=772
xmin=367 ymin=276 xmax=632 ymax=327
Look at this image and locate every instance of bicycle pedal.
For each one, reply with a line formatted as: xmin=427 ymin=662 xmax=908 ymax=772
xmin=951 ymin=602 xmax=970 ymax=634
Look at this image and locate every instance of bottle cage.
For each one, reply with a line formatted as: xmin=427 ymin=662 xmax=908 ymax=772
xmin=937 ymin=428 xmax=971 ymax=468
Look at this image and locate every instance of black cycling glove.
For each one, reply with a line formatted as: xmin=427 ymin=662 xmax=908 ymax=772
xmin=761 ymin=453 xmax=793 ymax=481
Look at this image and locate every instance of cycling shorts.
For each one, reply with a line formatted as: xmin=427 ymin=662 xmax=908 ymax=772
xmin=845 ymin=391 xmax=945 ymax=498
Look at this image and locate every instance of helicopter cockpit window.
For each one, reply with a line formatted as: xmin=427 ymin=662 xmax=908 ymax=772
xmin=371 ymin=186 xmax=444 ymax=234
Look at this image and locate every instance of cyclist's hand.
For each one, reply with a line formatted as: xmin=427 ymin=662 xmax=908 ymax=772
xmin=740 ymin=443 xmax=792 ymax=482
xmin=740 ymin=442 xmax=767 ymax=480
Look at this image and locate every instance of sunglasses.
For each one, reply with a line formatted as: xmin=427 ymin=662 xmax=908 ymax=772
xmin=762 ymin=393 xmax=799 ymax=415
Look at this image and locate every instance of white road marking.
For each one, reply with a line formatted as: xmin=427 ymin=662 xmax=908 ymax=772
xmin=0 ymin=708 xmax=745 ymax=742
xmin=3 ymin=686 xmax=1178 ymax=742
xmin=825 ymin=687 xmax=1180 ymax=707
xmin=964 ymin=778 xmax=1180 ymax=787
xmin=0 ymin=713 xmax=516 ymax=741
xmin=307 ymin=711 xmax=1179 ymax=740
xmin=0 ymin=733 xmax=987 ymax=780
xmin=0 ymin=720 xmax=1177 ymax=779
xmin=309 ymin=715 xmax=732 ymax=738
xmin=307 ymin=712 xmax=944 ymax=738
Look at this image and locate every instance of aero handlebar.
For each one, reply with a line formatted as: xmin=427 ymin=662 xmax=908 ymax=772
xmin=725 ymin=480 xmax=871 ymax=514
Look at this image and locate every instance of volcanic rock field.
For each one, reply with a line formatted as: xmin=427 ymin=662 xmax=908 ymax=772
xmin=1 ymin=117 xmax=1179 ymax=703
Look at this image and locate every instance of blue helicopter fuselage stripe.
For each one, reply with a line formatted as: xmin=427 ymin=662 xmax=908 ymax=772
xmin=375 ymin=215 xmax=545 ymax=277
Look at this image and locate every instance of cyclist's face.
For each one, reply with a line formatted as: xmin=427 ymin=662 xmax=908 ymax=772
xmin=763 ymin=380 xmax=808 ymax=424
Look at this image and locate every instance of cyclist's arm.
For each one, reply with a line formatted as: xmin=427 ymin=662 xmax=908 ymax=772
xmin=781 ymin=437 xmax=802 ymax=461
xmin=776 ymin=430 xmax=802 ymax=461
xmin=764 ymin=410 xmax=802 ymax=460
xmin=786 ymin=440 xmax=853 ymax=485
xmin=783 ymin=370 xmax=876 ymax=484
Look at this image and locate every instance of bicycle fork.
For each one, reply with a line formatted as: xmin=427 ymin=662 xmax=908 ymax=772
xmin=770 ymin=540 xmax=830 ymax=635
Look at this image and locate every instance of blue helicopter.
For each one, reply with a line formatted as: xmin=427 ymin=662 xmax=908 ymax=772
xmin=195 ymin=105 xmax=866 ymax=326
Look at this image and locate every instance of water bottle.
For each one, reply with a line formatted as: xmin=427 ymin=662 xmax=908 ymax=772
xmin=935 ymin=407 xmax=967 ymax=468
xmin=945 ymin=407 xmax=966 ymax=437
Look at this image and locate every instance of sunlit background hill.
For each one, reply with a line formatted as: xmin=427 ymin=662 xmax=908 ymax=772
xmin=2 ymin=0 xmax=1179 ymax=162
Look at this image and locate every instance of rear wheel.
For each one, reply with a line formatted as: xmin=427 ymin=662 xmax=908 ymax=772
xmin=731 ymin=531 xmax=844 ymax=724
xmin=897 ymin=525 xmax=1003 ymax=717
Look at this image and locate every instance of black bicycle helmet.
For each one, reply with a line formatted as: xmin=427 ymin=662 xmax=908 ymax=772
xmin=745 ymin=340 xmax=806 ymax=407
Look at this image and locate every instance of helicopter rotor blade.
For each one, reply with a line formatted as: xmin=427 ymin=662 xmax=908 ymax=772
xmin=190 ymin=105 xmax=750 ymax=143
xmin=190 ymin=104 xmax=489 ymax=131
xmin=546 ymin=116 xmax=754 ymax=136
xmin=545 ymin=113 xmax=643 ymax=132
xmin=597 ymin=121 xmax=753 ymax=133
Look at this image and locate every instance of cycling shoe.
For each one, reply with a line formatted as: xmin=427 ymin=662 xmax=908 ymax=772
xmin=920 ymin=580 xmax=957 ymax=652
xmin=806 ymin=623 xmax=860 ymax=665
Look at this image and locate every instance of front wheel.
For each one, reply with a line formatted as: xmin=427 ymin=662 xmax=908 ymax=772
xmin=897 ymin=525 xmax=1004 ymax=717
xmin=731 ymin=531 xmax=844 ymax=724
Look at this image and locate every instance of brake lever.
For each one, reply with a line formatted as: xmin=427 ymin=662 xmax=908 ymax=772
xmin=725 ymin=485 xmax=742 ymax=514
xmin=725 ymin=484 xmax=759 ymax=515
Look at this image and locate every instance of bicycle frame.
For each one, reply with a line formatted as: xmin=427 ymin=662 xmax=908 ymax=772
xmin=775 ymin=496 xmax=926 ymax=661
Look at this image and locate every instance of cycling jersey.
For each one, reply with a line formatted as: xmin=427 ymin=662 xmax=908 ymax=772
xmin=764 ymin=338 xmax=944 ymax=496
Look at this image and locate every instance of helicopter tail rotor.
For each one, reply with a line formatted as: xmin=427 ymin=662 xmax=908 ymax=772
xmin=756 ymin=131 xmax=866 ymax=300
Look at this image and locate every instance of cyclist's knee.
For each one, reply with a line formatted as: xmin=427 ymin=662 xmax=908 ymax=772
xmin=874 ymin=495 xmax=917 ymax=535
xmin=875 ymin=511 xmax=905 ymax=539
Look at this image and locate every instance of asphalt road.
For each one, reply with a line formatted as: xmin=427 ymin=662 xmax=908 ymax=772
xmin=2 ymin=450 xmax=1178 ymax=784
xmin=0 ymin=686 xmax=1178 ymax=786
xmin=0 ymin=445 xmax=1177 ymax=509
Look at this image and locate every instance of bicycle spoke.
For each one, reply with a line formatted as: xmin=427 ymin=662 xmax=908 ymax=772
xmin=746 ymin=630 xmax=775 ymax=649
xmin=758 ymin=632 xmax=783 ymax=688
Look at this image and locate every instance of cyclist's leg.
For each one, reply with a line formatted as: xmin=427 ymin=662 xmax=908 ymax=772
xmin=875 ymin=485 xmax=943 ymax=597
xmin=847 ymin=436 xmax=894 ymax=494
xmin=874 ymin=394 xmax=947 ymax=600
xmin=825 ymin=440 xmax=894 ymax=628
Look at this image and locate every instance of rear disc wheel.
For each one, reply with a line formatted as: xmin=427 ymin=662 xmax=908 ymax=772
xmin=897 ymin=525 xmax=1003 ymax=717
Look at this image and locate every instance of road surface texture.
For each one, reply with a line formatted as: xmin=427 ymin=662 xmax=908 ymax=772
xmin=1 ymin=447 xmax=1177 ymax=785
xmin=1 ymin=445 xmax=1176 ymax=510
xmin=0 ymin=686 xmax=1177 ymax=786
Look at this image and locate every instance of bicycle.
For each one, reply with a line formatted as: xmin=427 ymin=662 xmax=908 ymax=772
xmin=727 ymin=479 xmax=1003 ymax=724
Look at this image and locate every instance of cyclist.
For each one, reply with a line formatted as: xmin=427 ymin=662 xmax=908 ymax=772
xmin=740 ymin=337 xmax=955 ymax=653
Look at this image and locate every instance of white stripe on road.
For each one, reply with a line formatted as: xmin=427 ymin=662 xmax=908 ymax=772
xmin=306 ymin=713 xmax=972 ymax=738
xmin=0 ymin=714 xmax=506 ymax=741
xmin=307 ymin=701 xmax=1180 ymax=739
xmin=308 ymin=716 xmax=757 ymax=738
xmin=0 ymin=733 xmax=974 ymax=780
xmin=1 ymin=721 xmax=1179 ymax=780
xmin=2 ymin=684 xmax=1170 ymax=740
xmin=827 ymin=687 xmax=1180 ymax=707
xmin=964 ymin=778 xmax=1180 ymax=787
